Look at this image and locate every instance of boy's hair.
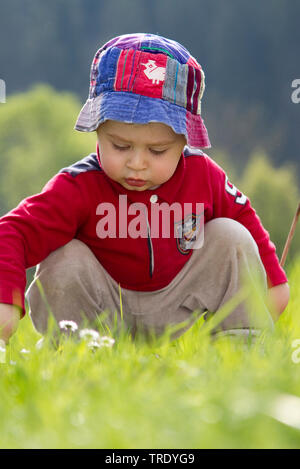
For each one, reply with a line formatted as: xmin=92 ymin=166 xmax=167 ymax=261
xmin=75 ymin=33 xmax=211 ymax=149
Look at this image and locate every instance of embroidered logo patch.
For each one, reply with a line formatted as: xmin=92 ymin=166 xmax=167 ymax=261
xmin=174 ymin=213 xmax=204 ymax=254
xmin=142 ymin=60 xmax=166 ymax=84
xmin=114 ymin=50 xmax=167 ymax=99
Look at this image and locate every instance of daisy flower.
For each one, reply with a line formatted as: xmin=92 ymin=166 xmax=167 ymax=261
xmin=59 ymin=320 xmax=78 ymax=333
xmin=79 ymin=329 xmax=100 ymax=341
xmin=99 ymin=336 xmax=115 ymax=348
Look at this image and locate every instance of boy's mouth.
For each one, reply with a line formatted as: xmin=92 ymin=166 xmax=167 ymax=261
xmin=125 ymin=178 xmax=147 ymax=187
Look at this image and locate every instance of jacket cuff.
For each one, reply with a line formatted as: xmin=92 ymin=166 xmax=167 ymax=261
xmin=264 ymin=252 xmax=288 ymax=288
xmin=0 ymin=284 xmax=25 ymax=317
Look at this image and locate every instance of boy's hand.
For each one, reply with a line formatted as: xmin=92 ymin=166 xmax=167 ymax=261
xmin=267 ymin=282 xmax=290 ymax=320
xmin=0 ymin=303 xmax=21 ymax=344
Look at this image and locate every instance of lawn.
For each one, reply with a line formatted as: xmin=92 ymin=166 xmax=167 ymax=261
xmin=1 ymin=259 xmax=300 ymax=449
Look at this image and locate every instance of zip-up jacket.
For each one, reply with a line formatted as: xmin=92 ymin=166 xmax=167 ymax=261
xmin=0 ymin=147 xmax=288 ymax=316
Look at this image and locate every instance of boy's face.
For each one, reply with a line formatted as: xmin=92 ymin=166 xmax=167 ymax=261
xmin=96 ymin=120 xmax=186 ymax=191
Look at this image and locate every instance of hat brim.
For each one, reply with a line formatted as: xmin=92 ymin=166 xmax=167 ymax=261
xmin=74 ymin=91 xmax=211 ymax=149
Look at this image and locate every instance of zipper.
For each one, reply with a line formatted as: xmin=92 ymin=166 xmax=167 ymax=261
xmin=143 ymin=207 xmax=154 ymax=278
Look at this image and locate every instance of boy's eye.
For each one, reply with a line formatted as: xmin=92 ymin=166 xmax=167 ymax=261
xmin=112 ymin=143 xmax=130 ymax=151
xmin=150 ymin=148 xmax=167 ymax=155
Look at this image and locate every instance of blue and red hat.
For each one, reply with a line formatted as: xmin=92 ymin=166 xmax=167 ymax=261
xmin=75 ymin=33 xmax=211 ymax=149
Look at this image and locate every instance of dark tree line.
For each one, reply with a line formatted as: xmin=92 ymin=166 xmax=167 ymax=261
xmin=0 ymin=0 xmax=300 ymax=178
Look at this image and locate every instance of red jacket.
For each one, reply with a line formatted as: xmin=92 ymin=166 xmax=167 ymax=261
xmin=0 ymin=147 xmax=288 ymax=316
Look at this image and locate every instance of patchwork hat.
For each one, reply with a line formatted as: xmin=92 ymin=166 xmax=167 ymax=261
xmin=75 ymin=33 xmax=211 ymax=149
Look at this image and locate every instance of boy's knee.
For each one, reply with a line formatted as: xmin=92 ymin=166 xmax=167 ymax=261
xmin=28 ymin=239 xmax=95 ymax=301
xmin=204 ymin=218 xmax=258 ymax=255
xmin=36 ymin=239 xmax=93 ymax=279
xmin=42 ymin=239 xmax=90 ymax=268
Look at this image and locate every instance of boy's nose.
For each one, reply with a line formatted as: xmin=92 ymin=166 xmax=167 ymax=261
xmin=126 ymin=151 xmax=147 ymax=171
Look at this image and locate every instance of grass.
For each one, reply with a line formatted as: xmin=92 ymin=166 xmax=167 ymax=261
xmin=1 ymin=259 xmax=300 ymax=449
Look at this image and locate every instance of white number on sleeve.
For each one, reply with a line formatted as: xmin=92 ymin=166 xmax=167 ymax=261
xmin=225 ymin=175 xmax=247 ymax=205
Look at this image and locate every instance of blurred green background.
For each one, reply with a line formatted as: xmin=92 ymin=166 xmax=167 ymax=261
xmin=0 ymin=0 xmax=299 ymax=267
xmin=1 ymin=2 xmax=300 ymax=449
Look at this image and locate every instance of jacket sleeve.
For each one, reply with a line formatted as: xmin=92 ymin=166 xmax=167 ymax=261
xmin=206 ymin=156 xmax=288 ymax=287
xmin=0 ymin=172 xmax=88 ymax=316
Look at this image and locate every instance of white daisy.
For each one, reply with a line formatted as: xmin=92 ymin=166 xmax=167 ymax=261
xmin=99 ymin=336 xmax=115 ymax=348
xmin=59 ymin=320 xmax=78 ymax=332
xmin=79 ymin=329 xmax=100 ymax=341
xmin=87 ymin=340 xmax=101 ymax=350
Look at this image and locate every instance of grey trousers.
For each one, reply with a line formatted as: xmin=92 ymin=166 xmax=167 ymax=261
xmin=26 ymin=218 xmax=273 ymax=339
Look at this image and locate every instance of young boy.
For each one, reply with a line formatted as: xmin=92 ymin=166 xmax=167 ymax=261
xmin=0 ymin=33 xmax=289 ymax=343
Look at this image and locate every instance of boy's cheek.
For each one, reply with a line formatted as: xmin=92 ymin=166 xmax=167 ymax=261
xmin=154 ymin=159 xmax=180 ymax=182
xmin=102 ymin=161 xmax=122 ymax=179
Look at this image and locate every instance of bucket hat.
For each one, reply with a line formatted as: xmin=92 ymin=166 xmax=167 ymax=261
xmin=75 ymin=33 xmax=211 ymax=149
